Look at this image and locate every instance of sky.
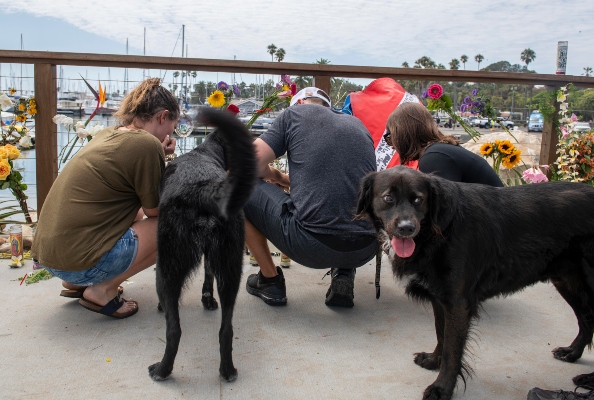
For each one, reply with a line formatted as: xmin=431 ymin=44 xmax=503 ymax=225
xmin=1 ymin=0 xmax=593 ymax=94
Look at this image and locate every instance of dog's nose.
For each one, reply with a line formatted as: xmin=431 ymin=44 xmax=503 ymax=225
xmin=396 ymin=220 xmax=416 ymax=236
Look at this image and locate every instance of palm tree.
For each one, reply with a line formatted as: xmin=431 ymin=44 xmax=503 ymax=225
xmin=449 ymin=59 xmax=460 ymax=70
xmin=474 ymin=54 xmax=484 ymax=70
xmin=294 ymin=76 xmax=312 ymax=89
xmin=316 ymin=58 xmax=331 ymax=64
xmin=275 ymin=48 xmax=286 ymax=62
xmin=521 ymin=48 xmax=536 ymax=107
xmin=401 ymin=61 xmax=409 ymax=68
xmin=267 ymin=44 xmax=277 ymax=62
xmin=584 ymin=67 xmax=593 ymax=77
xmin=460 ymin=55 xmax=468 ymax=70
xmin=520 ymin=48 xmax=536 ymax=69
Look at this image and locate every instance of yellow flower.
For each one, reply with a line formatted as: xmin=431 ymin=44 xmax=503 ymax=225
xmin=18 ymin=103 xmax=25 ymax=111
xmin=27 ymin=107 xmax=37 ymax=115
xmin=207 ymin=90 xmax=226 ymax=108
xmin=0 ymin=147 xmax=8 ymax=159
xmin=0 ymin=158 xmax=11 ymax=180
xmin=497 ymin=140 xmax=514 ymax=155
xmin=502 ymin=149 xmax=522 ymax=169
xmin=480 ymin=142 xmax=494 ymax=155
xmin=4 ymin=145 xmax=20 ymax=160
xmin=15 ymin=115 xmax=27 ymax=122
xmin=9 ymin=88 xmax=16 ymax=95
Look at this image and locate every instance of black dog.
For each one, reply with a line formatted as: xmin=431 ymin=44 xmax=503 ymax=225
xmin=148 ymin=108 xmax=257 ymax=382
xmin=356 ymin=166 xmax=594 ymax=400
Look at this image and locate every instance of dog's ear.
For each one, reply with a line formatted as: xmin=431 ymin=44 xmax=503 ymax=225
xmin=355 ymin=172 xmax=377 ymax=220
xmin=428 ymin=177 xmax=457 ymax=235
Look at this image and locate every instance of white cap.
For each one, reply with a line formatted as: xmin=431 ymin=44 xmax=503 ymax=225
xmin=289 ymin=87 xmax=331 ymax=107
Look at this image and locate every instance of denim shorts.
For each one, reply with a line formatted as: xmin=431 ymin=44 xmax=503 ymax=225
xmin=44 ymin=228 xmax=139 ymax=286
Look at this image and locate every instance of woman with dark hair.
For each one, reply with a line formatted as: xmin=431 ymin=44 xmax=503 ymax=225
xmin=32 ymin=78 xmax=178 ymax=318
xmin=385 ymin=102 xmax=503 ymax=186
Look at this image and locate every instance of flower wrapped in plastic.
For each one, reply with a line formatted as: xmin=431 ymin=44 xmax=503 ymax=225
xmin=245 ymin=75 xmax=297 ymax=128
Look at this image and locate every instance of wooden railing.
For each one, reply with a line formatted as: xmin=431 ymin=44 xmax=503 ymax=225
xmin=2 ymin=49 xmax=594 ymax=212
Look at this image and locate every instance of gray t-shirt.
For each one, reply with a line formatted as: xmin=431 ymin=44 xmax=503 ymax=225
xmin=260 ymin=104 xmax=376 ymax=238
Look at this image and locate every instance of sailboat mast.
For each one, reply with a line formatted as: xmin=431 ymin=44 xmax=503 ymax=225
xmin=143 ymin=27 xmax=146 ymax=80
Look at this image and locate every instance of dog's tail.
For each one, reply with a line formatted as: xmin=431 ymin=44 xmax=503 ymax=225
xmin=199 ymin=107 xmax=258 ymax=219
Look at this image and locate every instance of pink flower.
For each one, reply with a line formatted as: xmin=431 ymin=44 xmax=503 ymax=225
xmin=427 ymin=84 xmax=443 ymax=100
xmin=571 ymin=113 xmax=578 ymax=122
xmin=278 ymin=90 xmax=292 ymax=98
xmin=561 ymin=126 xmax=569 ymax=138
xmin=290 ymin=83 xmax=297 ymax=95
xmin=522 ymin=167 xmax=549 ymax=183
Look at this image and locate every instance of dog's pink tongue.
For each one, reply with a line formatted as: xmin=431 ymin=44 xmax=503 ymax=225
xmin=392 ymin=237 xmax=416 ymax=258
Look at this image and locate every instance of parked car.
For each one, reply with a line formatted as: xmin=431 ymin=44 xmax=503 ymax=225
xmin=528 ymin=112 xmax=544 ymax=132
xmin=468 ymin=116 xmax=480 ymax=126
xmin=495 ymin=117 xmax=515 ymax=129
xmin=573 ymin=122 xmax=592 ymax=133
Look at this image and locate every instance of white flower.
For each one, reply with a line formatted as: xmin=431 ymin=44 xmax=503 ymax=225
xmin=74 ymin=121 xmax=86 ymax=131
xmin=18 ymin=135 xmax=33 ymax=148
xmin=0 ymin=93 xmax=13 ymax=111
xmin=76 ymin=128 xmax=89 ymax=143
xmin=52 ymin=114 xmax=74 ymax=128
xmin=87 ymin=124 xmax=104 ymax=137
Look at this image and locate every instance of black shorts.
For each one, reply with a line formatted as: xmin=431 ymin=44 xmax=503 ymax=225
xmin=243 ymin=180 xmax=378 ymax=269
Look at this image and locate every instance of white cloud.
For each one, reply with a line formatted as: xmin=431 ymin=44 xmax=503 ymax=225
xmin=0 ymin=0 xmax=593 ymax=78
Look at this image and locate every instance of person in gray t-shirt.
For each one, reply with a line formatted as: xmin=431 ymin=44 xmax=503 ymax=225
xmin=244 ymin=87 xmax=379 ymax=308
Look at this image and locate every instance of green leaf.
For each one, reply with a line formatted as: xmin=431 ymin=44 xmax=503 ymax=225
xmin=1 ymin=182 xmax=10 ymax=190
xmin=442 ymin=95 xmax=453 ymax=108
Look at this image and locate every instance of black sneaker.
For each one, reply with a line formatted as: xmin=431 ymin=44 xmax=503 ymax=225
xmin=246 ymin=266 xmax=287 ymax=305
xmin=325 ymin=268 xmax=356 ymax=307
xmin=527 ymin=387 xmax=594 ymax=400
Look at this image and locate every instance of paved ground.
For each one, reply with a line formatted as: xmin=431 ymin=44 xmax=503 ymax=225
xmin=2 ymin=251 xmax=594 ymax=400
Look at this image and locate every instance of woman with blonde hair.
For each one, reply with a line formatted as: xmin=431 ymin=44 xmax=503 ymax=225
xmin=385 ymin=102 xmax=503 ymax=186
xmin=32 ymin=78 xmax=178 ymax=319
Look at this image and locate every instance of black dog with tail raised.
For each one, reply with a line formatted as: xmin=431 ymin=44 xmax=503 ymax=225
xmin=356 ymin=166 xmax=594 ymax=400
xmin=148 ymin=108 xmax=257 ymax=382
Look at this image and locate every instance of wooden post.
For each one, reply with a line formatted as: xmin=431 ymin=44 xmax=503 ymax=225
xmin=538 ymin=85 xmax=560 ymax=169
xmin=313 ymin=76 xmax=331 ymax=99
xmin=33 ymin=63 xmax=58 ymax=215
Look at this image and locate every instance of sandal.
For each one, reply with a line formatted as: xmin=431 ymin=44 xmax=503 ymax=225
xmin=78 ymin=294 xmax=138 ymax=319
xmin=60 ymin=286 xmax=123 ymax=299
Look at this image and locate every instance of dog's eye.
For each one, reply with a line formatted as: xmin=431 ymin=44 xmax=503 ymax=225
xmin=413 ymin=197 xmax=423 ymax=205
xmin=383 ymin=194 xmax=394 ymax=203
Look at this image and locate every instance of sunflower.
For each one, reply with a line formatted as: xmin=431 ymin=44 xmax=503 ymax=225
xmin=480 ymin=142 xmax=494 ymax=155
xmin=207 ymin=90 xmax=226 ymax=108
xmin=497 ymin=140 xmax=514 ymax=155
xmin=502 ymin=149 xmax=522 ymax=169
xmin=15 ymin=114 xmax=27 ymax=122
xmin=9 ymin=87 xmax=16 ymax=95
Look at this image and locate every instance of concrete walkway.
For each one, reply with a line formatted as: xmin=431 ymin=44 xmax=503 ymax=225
xmin=2 ymin=253 xmax=593 ymax=400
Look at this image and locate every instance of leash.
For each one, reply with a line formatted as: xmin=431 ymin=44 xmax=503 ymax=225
xmin=375 ymin=246 xmax=382 ymax=299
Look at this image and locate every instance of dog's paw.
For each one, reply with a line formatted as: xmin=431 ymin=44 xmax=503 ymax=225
xmin=414 ymin=352 xmax=441 ymax=370
xmin=573 ymin=372 xmax=594 ymax=389
xmin=552 ymin=346 xmax=580 ymax=362
xmin=219 ymin=366 xmax=238 ymax=382
xmin=201 ymin=294 xmax=219 ymax=310
xmin=422 ymin=383 xmax=452 ymax=400
xmin=148 ymin=362 xmax=172 ymax=381
xmin=157 ymin=302 xmax=163 ymax=312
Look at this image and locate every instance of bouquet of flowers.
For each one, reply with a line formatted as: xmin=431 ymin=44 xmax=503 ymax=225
xmin=424 ymin=84 xmax=481 ymax=141
xmin=479 ymin=139 xmax=522 ymax=173
xmin=245 ymin=75 xmax=296 ymax=128
xmin=207 ymin=81 xmax=241 ymax=114
xmin=554 ymin=84 xmax=594 ymax=184
xmin=0 ymin=90 xmax=36 ymax=224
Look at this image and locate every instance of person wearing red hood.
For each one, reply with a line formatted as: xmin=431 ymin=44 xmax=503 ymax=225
xmin=341 ymin=77 xmax=420 ymax=170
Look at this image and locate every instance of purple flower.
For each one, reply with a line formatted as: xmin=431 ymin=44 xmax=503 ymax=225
xmin=460 ymin=104 xmax=467 ymax=113
xmin=233 ymin=84 xmax=240 ymax=96
xmin=422 ymin=90 xmax=428 ymax=99
xmin=276 ymin=83 xmax=283 ymax=90
xmin=472 ymin=89 xmax=478 ymax=97
xmin=281 ymin=74 xmax=293 ymax=86
xmin=463 ymin=96 xmax=472 ymax=104
xmin=217 ymin=81 xmax=228 ymax=90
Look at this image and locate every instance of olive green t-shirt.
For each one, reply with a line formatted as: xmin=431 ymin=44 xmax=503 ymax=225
xmin=31 ymin=126 xmax=165 ymax=271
